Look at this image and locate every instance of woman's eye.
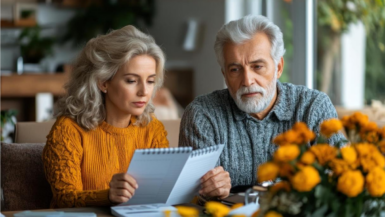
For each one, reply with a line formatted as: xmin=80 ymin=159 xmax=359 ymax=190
xmin=148 ymin=80 xmax=155 ymax=84
xmin=126 ymin=80 xmax=136 ymax=84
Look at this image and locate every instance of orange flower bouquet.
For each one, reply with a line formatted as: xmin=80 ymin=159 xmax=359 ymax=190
xmin=257 ymin=112 xmax=385 ymax=217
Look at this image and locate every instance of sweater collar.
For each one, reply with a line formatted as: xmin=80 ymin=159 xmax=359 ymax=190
xmin=230 ymin=81 xmax=294 ymax=122
xmin=100 ymin=116 xmax=137 ymax=134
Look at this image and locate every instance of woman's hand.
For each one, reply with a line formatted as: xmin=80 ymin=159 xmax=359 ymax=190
xmin=109 ymin=173 xmax=138 ymax=204
xmin=199 ymin=166 xmax=231 ymax=199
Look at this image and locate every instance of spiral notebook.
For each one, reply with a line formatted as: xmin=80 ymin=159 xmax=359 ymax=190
xmin=121 ymin=144 xmax=224 ymax=205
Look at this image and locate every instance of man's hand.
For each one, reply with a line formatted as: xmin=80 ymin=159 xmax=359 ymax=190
xmin=109 ymin=173 xmax=138 ymax=204
xmin=199 ymin=166 xmax=231 ymax=199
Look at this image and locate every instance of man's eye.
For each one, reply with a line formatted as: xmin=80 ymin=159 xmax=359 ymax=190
xmin=254 ymin=65 xmax=262 ymax=69
xmin=230 ymin=68 xmax=239 ymax=72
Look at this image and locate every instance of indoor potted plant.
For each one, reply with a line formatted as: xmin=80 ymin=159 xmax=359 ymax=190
xmin=1 ymin=110 xmax=18 ymax=143
xmin=17 ymin=26 xmax=55 ymax=71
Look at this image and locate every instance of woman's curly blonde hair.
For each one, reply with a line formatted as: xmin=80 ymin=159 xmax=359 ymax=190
xmin=55 ymin=25 xmax=165 ymax=130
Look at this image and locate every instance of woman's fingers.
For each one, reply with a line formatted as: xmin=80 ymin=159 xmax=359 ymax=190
xmin=109 ymin=173 xmax=138 ymax=204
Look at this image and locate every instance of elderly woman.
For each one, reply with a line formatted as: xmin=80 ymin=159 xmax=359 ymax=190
xmin=42 ymin=25 xmax=168 ymax=208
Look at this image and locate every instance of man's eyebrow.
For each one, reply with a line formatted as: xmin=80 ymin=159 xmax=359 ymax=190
xmin=249 ymin=59 xmax=267 ymax=64
xmin=227 ymin=59 xmax=267 ymax=68
xmin=227 ymin=63 xmax=242 ymax=68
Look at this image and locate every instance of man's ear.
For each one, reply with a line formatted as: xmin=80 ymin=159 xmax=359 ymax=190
xmin=276 ymin=57 xmax=284 ymax=79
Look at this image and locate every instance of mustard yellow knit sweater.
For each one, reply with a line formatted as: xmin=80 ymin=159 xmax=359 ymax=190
xmin=42 ymin=116 xmax=169 ymax=208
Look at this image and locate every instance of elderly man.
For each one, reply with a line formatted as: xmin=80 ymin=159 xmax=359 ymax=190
xmin=180 ymin=15 xmax=344 ymax=199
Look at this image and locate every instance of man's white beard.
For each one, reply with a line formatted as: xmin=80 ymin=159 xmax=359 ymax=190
xmin=233 ymin=72 xmax=277 ymax=114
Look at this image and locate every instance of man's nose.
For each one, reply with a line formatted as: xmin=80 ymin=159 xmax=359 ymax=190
xmin=242 ymin=69 xmax=255 ymax=87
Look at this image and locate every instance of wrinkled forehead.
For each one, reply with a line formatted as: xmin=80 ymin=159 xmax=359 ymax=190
xmin=223 ymin=33 xmax=274 ymax=66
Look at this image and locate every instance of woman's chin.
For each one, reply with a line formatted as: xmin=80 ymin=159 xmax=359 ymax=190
xmin=127 ymin=108 xmax=146 ymax=116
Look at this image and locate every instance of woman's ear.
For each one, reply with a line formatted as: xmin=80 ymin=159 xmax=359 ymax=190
xmin=98 ymin=80 xmax=108 ymax=93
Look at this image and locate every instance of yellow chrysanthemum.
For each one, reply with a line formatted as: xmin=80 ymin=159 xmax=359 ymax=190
xmin=273 ymin=145 xmax=300 ymax=162
xmin=265 ymin=211 xmax=283 ymax=217
xmin=329 ymin=158 xmax=351 ymax=176
xmin=292 ymin=122 xmax=316 ymax=144
xmin=205 ymin=201 xmax=230 ymax=217
xmin=341 ymin=116 xmax=355 ymax=130
xmin=272 ymin=122 xmax=316 ymax=146
xmin=251 ymin=209 xmax=260 ymax=217
xmin=340 ymin=146 xmax=357 ymax=164
xmin=291 ymin=166 xmax=321 ymax=192
xmin=342 ymin=112 xmax=370 ymax=130
xmin=309 ymin=144 xmax=337 ymax=166
xmin=273 ymin=130 xmax=299 ymax=146
xmin=270 ymin=181 xmax=291 ymax=193
xmin=361 ymin=121 xmax=378 ymax=132
xmin=353 ymin=112 xmax=370 ymax=126
xmin=279 ymin=163 xmax=295 ymax=178
xmin=231 ymin=203 xmax=244 ymax=210
xmin=378 ymin=140 xmax=385 ymax=154
xmin=292 ymin=122 xmax=308 ymax=131
xmin=320 ymin=118 xmax=343 ymax=138
xmin=365 ymin=131 xmax=380 ymax=143
xmin=257 ymin=162 xmax=279 ymax=183
xmin=351 ymin=112 xmax=369 ymax=128
xmin=337 ymin=170 xmax=364 ymax=197
xmin=300 ymin=151 xmax=315 ymax=165
xmin=366 ymin=167 xmax=385 ymax=197
xmin=379 ymin=127 xmax=385 ymax=139
xmin=176 ymin=206 xmax=199 ymax=217
xmin=355 ymin=143 xmax=385 ymax=172
xmin=360 ymin=122 xmax=379 ymax=143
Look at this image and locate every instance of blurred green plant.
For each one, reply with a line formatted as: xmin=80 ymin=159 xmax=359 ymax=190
xmin=62 ymin=0 xmax=155 ymax=46
xmin=18 ymin=26 xmax=55 ymax=63
xmin=0 ymin=110 xmax=18 ymax=141
xmin=317 ymin=0 xmax=385 ymax=95
xmin=280 ymin=4 xmax=293 ymax=83
xmin=364 ymin=27 xmax=385 ymax=103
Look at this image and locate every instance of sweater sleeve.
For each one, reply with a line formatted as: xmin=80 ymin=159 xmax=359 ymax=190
xmin=307 ymin=92 xmax=346 ymax=145
xmin=42 ymin=120 xmax=111 ymax=208
xmin=179 ymin=103 xmax=218 ymax=150
xmin=150 ymin=118 xmax=169 ymax=148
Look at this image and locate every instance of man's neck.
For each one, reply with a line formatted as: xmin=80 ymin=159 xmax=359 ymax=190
xmin=250 ymin=88 xmax=278 ymax=120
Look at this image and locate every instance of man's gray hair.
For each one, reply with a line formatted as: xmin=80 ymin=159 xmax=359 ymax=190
xmin=214 ymin=15 xmax=285 ymax=70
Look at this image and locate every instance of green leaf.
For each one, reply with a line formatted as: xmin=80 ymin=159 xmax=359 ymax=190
xmin=311 ymin=204 xmax=329 ymax=217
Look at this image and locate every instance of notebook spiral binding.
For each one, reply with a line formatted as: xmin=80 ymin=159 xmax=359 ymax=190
xmin=191 ymin=145 xmax=219 ymax=158
xmin=138 ymin=147 xmax=192 ymax=155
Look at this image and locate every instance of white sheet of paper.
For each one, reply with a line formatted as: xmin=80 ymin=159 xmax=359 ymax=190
xmin=123 ymin=145 xmax=224 ymax=205
xmin=111 ymin=203 xmax=177 ymax=217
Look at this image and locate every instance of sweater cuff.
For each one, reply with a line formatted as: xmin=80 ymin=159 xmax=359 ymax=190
xmin=87 ymin=189 xmax=111 ymax=206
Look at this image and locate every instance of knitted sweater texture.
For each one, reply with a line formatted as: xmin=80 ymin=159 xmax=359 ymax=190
xmin=42 ymin=116 xmax=169 ymax=208
xmin=179 ymin=82 xmax=344 ymax=187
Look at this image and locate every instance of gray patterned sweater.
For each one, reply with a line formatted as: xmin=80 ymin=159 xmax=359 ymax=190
xmin=179 ymin=81 xmax=344 ymax=187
